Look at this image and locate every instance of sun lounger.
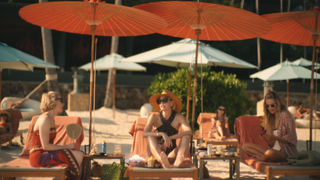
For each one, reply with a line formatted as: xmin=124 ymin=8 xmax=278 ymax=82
xmin=125 ymin=117 xmax=198 ymax=180
xmin=197 ymin=113 xmax=239 ymax=149
xmin=234 ymin=115 xmax=320 ymax=180
xmin=0 ymin=109 xmax=23 ymax=149
xmin=1 ymin=97 xmax=41 ymax=120
xmin=0 ymin=115 xmax=84 ymax=180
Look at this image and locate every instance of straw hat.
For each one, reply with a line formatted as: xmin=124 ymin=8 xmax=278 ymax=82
xmin=149 ymin=90 xmax=182 ymax=113
xmin=0 ymin=110 xmax=12 ymax=121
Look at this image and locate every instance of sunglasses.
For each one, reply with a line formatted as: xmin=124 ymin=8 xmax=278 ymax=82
xmin=266 ymin=104 xmax=275 ymax=108
xmin=56 ymin=97 xmax=63 ymax=103
xmin=156 ymin=97 xmax=170 ymax=104
xmin=0 ymin=114 xmax=8 ymax=117
xmin=218 ymin=108 xmax=225 ymax=111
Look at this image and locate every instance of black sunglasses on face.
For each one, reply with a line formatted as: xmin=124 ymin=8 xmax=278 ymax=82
xmin=157 ymin=97 xmax=169 ymax=104
xmin=56 ymin=98 xmax=63 ymax=103
xmin=218 ymin=108 xmax=225 ymax=111
xmin=266 ymin=104 xmax=275 ymax=108
xmin=0 ymin=114 xmax=8 ymax=117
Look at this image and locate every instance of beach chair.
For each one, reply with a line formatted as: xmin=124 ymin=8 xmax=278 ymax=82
xmin=0 ymin=109 xmax=23 ymax=149
xmin=196 ymin=113 xmax=239 ymax=150
xmin=125 ymin=117 xmax=198 ymax=180
xmin=234 ymin=115 xmax=320 ymax=180
xmin=0 ymin=115 xmax=84 ymax=180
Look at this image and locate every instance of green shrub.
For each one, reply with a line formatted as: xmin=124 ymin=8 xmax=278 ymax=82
xmin=148 ymin=67 xmax=255 ymax=133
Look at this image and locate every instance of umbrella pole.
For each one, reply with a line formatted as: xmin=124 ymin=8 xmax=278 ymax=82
xmin=287 ymin=79 xmax=289 ymax=108
xmin=187 ymin=68 xmax=191 ymax=121
xmin=309 ymin=34 xmax=318 ymax=151
xmin=191 ymin=29 xmax=201 ymax=147
xmin=113 ymin=68 xmax=116 ymax=119
xmin=89 ymin=25 xmax=97 ymax=151
xmin=0 ymin=69 xmax=2 ymax=101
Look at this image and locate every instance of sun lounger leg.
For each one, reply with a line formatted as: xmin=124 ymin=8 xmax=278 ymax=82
xmin=266 ymin=166 xmax=273 ymax=180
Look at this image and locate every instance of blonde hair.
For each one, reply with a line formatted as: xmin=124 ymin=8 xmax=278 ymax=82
xmin=263 ymin=89 xmax=288 ymax=131
xmin=40 ymin=91 xmax=60 ymax=113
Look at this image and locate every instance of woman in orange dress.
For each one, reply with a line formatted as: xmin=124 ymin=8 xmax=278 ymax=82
xmin=29 ymin=91 xmax=83 ymax=179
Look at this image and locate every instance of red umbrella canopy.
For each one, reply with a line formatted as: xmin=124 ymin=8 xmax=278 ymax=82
xmin=19 ymin=1 xmax=167 ymax=37
xmin=134 ymin=1 xmax=271 ymax=41
xmin=260 ymin=7 xmax=320 ymax=46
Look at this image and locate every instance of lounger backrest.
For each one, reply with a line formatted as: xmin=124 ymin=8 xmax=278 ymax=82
xmin=2 ymin=109 xmax=22 ymax=135
xmin=21 ymin=116 xmax=84 ymax=156
xmin=197 ymin=113 xmax=216 ymax=139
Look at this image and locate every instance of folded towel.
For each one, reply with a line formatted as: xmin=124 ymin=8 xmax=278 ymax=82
xmin=287 ymin=151 xmax=320 ymax=166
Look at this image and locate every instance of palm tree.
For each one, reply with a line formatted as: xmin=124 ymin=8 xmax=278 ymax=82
xmin=40 ymin=0 xmax=60 ymax=93
xmin=104 ymin=0 xmax=121 ymax=108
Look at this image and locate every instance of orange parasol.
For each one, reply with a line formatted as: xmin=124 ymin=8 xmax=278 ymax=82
xmin=135 ymin=1 xmax=271 ymax=139
xmin=260 ymin=7 xmax=320 ymax=151
xmin=19 ymin=0 xmax=166 ymax=150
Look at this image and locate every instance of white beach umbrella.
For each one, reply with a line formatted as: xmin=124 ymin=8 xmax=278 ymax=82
xmin=122 ymin=38 xmax=257 ymax=122
xmin=79 ymin=53 xmax=146 ymax=118
xmin=250 ymin=61 xmax=320 ymax=107
xmin=122 ymin=38 xmax=257 ymax=69
xmin=292 ymin=57 xmax=320 ymax=67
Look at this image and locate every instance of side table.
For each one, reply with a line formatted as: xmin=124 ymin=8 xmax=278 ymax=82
xmin=84 ymin=154 xmax=125 ymax=179
xmin=197 ymin=153 xmax=240 ymax=180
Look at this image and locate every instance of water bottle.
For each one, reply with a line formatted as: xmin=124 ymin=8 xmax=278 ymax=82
xmin=102 ymin=140 xmax=106 ymax=154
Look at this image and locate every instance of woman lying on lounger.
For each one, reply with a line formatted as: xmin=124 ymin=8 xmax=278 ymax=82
xmin=242 ymin=89 xmax=297 ymax=162
xmin=208 ymin=105 xmax=230 ymax=140
xmin=29 ymin=91 xmax=83 ymax=179
xmin=143 ymin=90 xmax=192 ymax=168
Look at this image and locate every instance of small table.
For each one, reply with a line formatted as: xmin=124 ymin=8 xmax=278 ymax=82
xmin=197 ymin=153 xmax=240 ymax=180
xmin=84 ymin=154 xmax=125 ymax=179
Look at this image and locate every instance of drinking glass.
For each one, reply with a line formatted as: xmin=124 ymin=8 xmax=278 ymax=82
xmin=114 ymin=145 xmax=121 ymax=155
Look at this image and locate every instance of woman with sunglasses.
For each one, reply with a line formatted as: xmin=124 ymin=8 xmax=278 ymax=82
xmin=144 ymin=90 xmax=192 ymax=168
xmin=242 ymin=89 xmax=297 ymax=162
xmin=0 ymin=110 xmax=13 ymax=134
xmin=29 ymin=91 xmax=83 ymax=179
xmin=208 ymin=105 xmax=230 ymax=141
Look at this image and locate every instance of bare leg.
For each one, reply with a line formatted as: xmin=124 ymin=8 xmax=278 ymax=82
xmin=173 ymin=135 xmax=190 ymax=167
xmin=147 ymin=136 xmax=170 ymax=168
xmin=242 ymin=143 xmax=269 ymax=161
xmin=208 ymin=131 xmax=214 ymax=138
xmin=71 ymin=150 xmax=84 ymax=178
xmin=216 ymin=121 xmax=226 ymax=140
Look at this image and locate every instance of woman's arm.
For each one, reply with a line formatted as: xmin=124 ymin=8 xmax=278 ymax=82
xmin=169 ymin=114 xmax=192 ymax=140
xmin=38 ymin=117 xmax=73 ymax=151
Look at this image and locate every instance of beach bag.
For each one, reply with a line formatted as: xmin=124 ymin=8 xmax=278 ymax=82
xmin=101 ymin=162 xmax=128 ymax=180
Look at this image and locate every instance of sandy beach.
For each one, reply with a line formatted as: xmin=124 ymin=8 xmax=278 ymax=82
xmin=1 ymin=107 xmax=320 ymax=180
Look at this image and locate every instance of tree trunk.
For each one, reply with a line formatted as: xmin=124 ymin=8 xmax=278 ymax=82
xmin=40 ymin=0 xmax=60 ymax=93
xmin=103 ymin=0 xmax=121 ymax=108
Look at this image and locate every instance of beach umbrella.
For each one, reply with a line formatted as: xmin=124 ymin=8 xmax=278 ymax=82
xmin=134 ymin=1 xmax=271 ymax=140
xmin=79 ymin=53 xmax=146 ymax=118
xmin=122 ymin=38 xmax=257 ymax=121
xmin=19 ymin=0 xmax=166 ymax=150
xmin=0 ymin=42 xmax=59 ymax=100
xmin=250 ymin=60 xmax=320 ymax=108
xmin=260 ymin=7 xmax=320 ymax=150
xmin=292 ymin=57 xmax=320 ymax=67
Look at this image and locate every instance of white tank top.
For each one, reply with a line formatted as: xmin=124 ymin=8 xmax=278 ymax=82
xmin=273 ymin=129 xmax=281 ymax=151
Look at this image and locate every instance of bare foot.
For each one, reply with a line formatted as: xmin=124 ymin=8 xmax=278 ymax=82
xmin=160 ymin=151 xmax=170 ymax=169
xmin=173 ymin=153 xmax=185 ymax=167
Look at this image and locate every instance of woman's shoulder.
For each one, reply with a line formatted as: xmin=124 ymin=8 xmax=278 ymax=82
xmin=280 ymin=110 xmax=294 ymax=120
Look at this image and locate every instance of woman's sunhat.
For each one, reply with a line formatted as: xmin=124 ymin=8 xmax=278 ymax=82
xmin=149 ymin=90 xmax=182 ymax=113
xmin=0 ymin=110 xmax=12 ymax=121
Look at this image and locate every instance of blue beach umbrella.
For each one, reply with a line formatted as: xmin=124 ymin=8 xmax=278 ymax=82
xmin=0 ymin=42 xmax=59 ymax=100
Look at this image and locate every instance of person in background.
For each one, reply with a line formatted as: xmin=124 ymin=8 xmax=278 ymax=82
xmin=144 ymin=90 xmax=192 ymax=168
xmin=295 ymin=102 xmax=320 ymax=120
xmin=29 ymin=91 xmax=83 ymax=179
xmin=242 ymin=89 xmax=297 ymax=162
xmin=208 ymin=105 xmax=230 ymax=141
xmin=0 ymin=110 xmax=13 ymax=134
